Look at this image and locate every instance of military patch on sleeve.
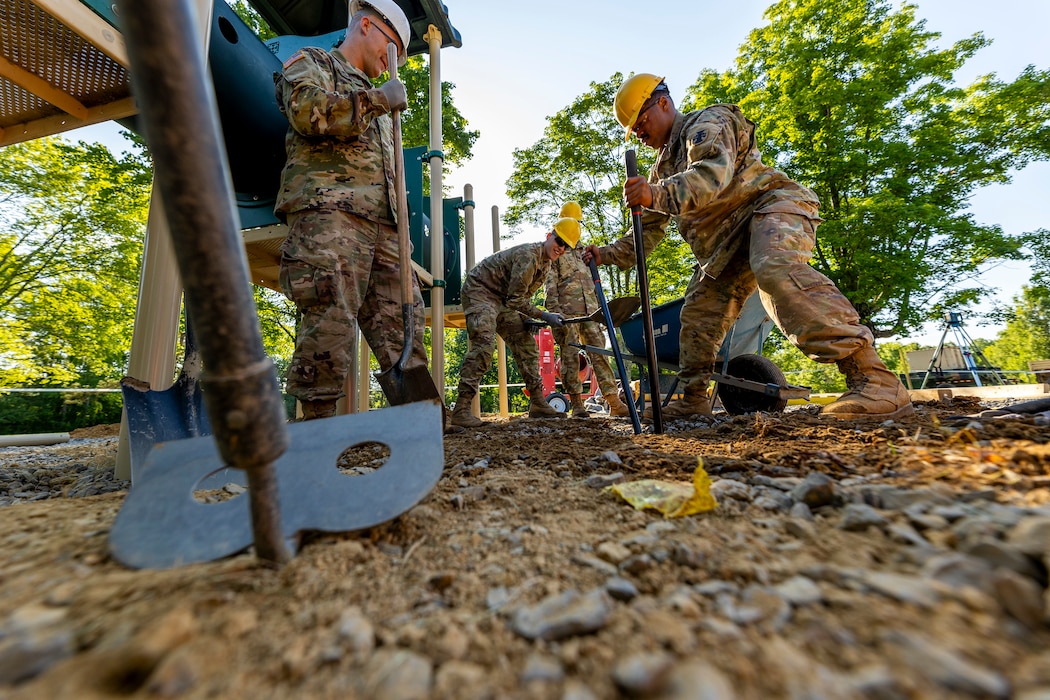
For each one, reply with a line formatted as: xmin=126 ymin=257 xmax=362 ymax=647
xmin=283 ymin=50 xmax=305 ymax=69
xmin=692 ymin=129 xmax=708 ymax=145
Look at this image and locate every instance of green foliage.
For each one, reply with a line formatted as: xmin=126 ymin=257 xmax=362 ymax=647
xmin=253 ymin=286 xmax=296 ymax=380
xmin=762 ymin=329 xmax=920 ymax=392
xmin=0 ymin=136 xmax=151 ymax=386
xmin=397 ymin=57 xmax=479 ymax=180
xmin=762 ymin=329 xmax=845 ymax=393
xmin=227 ymin=0 xmax=276 ymax=40
xmin=685 ymin=0 xmax=1050 ymax=337
xmin=504 ymin=75 xmax=693 ymax=304
xmin=0 ymin=391 xmax=123 ymax=434
xmin=443 ymin=326 xmax=532 ymax=414
xmin=983 ymin=285 xmax=1050 ymax=371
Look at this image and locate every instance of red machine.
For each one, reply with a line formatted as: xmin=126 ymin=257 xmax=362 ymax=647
xmin=525 ymin=328 xmax=596 ymax=412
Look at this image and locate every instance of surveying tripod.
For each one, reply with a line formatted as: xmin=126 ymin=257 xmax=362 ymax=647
xmin=919 ymin=312 xmax=1005 ymax=389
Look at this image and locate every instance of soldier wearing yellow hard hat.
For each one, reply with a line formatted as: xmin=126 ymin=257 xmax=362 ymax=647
xmin=449 ymin=219 xmax=581 ymax=428
xmin=544 ymin=202 xmax=631 ymax=418
xmin=581 ymin=74 xmax=912 ymax=422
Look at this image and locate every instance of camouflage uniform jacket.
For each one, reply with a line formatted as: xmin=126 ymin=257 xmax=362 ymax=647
xmin=599 ymin=104 xmax=819 ymax=279
xmin=544 ymin=249 xmax=598 ymax=318
xmin=273 ymin=47 xmax=396 ymax=224
xmin=463 ymin=242 xmax=552 ymax=320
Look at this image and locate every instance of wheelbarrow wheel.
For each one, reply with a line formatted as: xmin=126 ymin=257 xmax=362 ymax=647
xmin=545 ymin=392 xmax=569 ymax=413
xmin=718 ymin=354 xmax=788 ymax=415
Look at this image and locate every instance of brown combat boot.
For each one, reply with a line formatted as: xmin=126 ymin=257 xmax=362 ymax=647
xmin=643 ymin=381 xmax=713 ymax=420
xmin=570 ymin=394 xmax=590 ymax=419
xmin=300 ymin=399 xmax=337 ymax=420
xmin=450 ymin=394 xmax=484 ymax=428
xmin=604 ymin=392 xmax=631 ymax=417
xmin=528 ymin=394 xmax=566 ymax=419
xmin=821 ymin=347 xmax=914 ymax=420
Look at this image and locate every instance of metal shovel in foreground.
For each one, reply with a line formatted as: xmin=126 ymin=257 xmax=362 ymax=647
xmin=375 ymin=43 xmax=443 ymax=407
xmin=109 ymin=0 xmax=442 ymax=568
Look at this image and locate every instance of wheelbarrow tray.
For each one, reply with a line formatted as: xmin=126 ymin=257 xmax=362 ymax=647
xmin=618 ymin=292 xmax=774 ymax=366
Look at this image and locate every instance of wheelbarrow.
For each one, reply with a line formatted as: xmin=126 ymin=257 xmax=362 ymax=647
xmin=600 ymin=292 xmax=811 ymax=415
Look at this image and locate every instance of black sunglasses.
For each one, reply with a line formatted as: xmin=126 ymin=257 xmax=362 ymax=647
xmin=553 ymin=235 xmax=569 ymax=249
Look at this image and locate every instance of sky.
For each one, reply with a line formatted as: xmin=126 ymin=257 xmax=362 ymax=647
xmin=72 ymin=0 xmax=1049 ymax=346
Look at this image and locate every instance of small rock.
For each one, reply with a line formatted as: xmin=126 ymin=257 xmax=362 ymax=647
xmin=605 ymin=577 xmax=639 ymax=602
xmin=774 ymin=576 xmax=824 ymax=607
xmin=611 ymin=651 xmax=675 ymax=695
xmin=520 ymin=652 xmax=564 ymax=683
xmin=510 ymin=589 xmax=613 ymax=641
xmin=883 ymin=630 xmax=1009 ymax=698
xmin=839 ymin=503 xmax=888 ymax=531
xmin=792 ymin=472 xmax=836 ymax=508
xmin=361 ymin=649 xmax=433 ymax=700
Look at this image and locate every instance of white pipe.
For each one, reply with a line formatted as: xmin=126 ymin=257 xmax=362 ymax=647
xmin=492 ymin=206 xmax=509 ymax=417
xmin=425 ymin=25 xmax=445 ymax=398
xmin=0 ymin=433 xmax=71 ymax=448
xmin=463 ymin=184 xmax=480 ymax=418
xmin=115 ymin=0 xmax=214 ymax=483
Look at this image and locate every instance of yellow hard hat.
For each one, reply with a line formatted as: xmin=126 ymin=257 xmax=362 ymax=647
xmin=559 ymin=201 xmax=583 ymax=221
xmin=552 ymin=217 xmax=581 ymax=249
xmin=614 ymin=73 xmax=665 ymax=141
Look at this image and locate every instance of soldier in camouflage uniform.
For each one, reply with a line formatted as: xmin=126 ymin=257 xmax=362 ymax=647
xmin=544 ymin=202 xmax=631 ymax=418
xmin=273 ymin=0 xmax=429 ymax=420
xmin=449 ymin=219 xmax=582 ymax=428
xmin=585 ymin=75 xmax=912 ymax=421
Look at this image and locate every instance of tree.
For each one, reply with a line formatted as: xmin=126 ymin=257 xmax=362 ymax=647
xmin=685 ymin=0 xmax=1049 ymax=337
xmin=0 ymin=137 xmax=152 ymax=386
xmin=504 ymin=76 xmax=693 ymax=304
xmin=983 ymin=285 xmax=1050 ymax=373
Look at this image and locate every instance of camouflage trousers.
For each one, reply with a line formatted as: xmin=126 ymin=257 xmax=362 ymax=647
xmin=551 ymin=322 xmax=619 ymax=397
xmin=279 ymin=208 xmax=427 ymax=402
xmin=677 ymin=209 xmax=873 ymax=397
xmin=456 ymin=288 xmax=542 ymax=399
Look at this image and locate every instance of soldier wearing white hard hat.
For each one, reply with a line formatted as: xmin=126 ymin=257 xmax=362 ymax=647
xmin=271 ymin=0 xmax=429 ymax=421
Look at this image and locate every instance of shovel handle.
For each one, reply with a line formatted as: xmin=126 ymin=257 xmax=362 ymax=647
xmin=387 ymin=43 xmax=416 ymax=371
xmin=626 ymin=149 xmax=663 ymax=433
xmin=588 ymin=258 xmax=642 ymax=434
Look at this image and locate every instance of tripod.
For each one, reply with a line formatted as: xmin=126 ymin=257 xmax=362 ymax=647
xmin=920 ymin=312 xmax=1005 ymax=389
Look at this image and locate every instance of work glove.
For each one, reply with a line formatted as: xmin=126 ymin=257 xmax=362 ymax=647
xmin=375 ymin=78 xmax=408 ymax=113
xmin=540 ymin=311 xmax=565 ymax=328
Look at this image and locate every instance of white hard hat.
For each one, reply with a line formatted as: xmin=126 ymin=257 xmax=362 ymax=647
xmin=350 ymin=0 xmax=410 ymax=65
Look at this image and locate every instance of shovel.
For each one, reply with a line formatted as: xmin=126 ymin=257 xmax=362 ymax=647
xmin=526 ymin=296 xmax=641 ymax=330
xmin=588 ymin=260 xmax=643 ymax=434
xmin=626 ymin=149 xmax=664 ymax=433
xmin=375 ymin=43 xmax=444 ymax=407
xmin=119 ymin=307 xmax=212 ymax=481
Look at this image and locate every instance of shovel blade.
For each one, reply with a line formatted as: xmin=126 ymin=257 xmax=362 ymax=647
xmin=120 ymin=371 xmax=212 ymax=481
xmin=376 ymin=363 xmax=443 ymax=406
xmin=599 ymin=296 xmax=641 ymax=327
xmin=109 ymin=401 xmax=444 ymax=569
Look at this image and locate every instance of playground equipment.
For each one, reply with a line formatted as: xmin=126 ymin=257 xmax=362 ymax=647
xmin=916 ymin=312 xmax=1007 ymax=389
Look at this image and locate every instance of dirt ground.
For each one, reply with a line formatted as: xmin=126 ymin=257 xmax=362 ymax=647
xmin=1 ymin=396 xmax=1049 ymax=699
